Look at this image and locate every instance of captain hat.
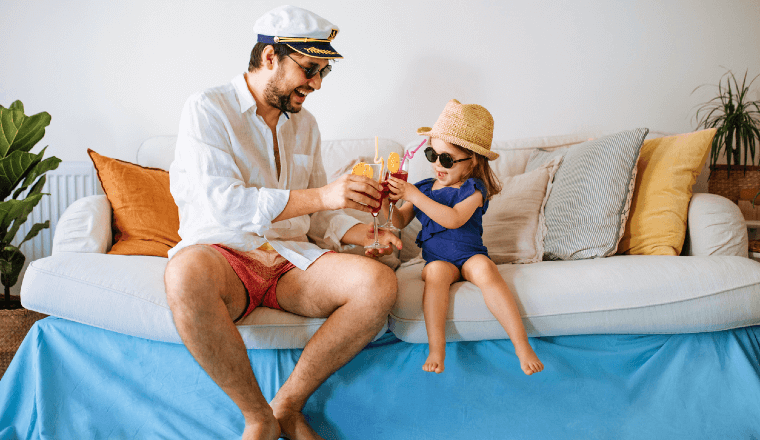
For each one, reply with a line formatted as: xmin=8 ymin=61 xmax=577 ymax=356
xmin=254 ymin=5 xmax=342 ymax=59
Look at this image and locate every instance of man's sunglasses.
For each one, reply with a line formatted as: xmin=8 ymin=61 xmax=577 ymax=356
xmin=424 ymin=147 xmax=471 ymax=168
xmin=286 ymin=54 xmax=332 ymax=79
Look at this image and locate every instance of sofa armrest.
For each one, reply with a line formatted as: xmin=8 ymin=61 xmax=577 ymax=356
xmin=52 ymin=195 xmax=113 ymax=255
xmin=683 ymin=193 xmax=748 ymax=257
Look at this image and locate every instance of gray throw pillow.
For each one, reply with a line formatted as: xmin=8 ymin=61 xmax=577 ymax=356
xmin=539 ymin=128 xmax=649 ymax=260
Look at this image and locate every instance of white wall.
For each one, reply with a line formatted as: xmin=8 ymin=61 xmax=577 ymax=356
xmin=3 ymin=0 xmax=759 ymax=164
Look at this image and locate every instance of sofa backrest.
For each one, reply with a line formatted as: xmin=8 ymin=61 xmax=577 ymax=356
xmin=405 ymin=132 xmax=603 ymax=185
xmin=137 ymin=135 xmax=178 ymax=170
xmin=137 ymin=133 xmax=603 ymax=182
xmin=136 ymin=136 xmax=406 ymax=179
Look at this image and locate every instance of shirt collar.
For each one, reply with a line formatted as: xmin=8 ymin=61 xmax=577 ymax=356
xmin=233 ymin=73 xmax=255 ymax=114
xmin=233 ymin=73 xmax=290 ymax=120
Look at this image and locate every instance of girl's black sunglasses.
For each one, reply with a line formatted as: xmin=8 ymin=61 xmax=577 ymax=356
xmin=424 ymin=147 xmax=470 ymax=169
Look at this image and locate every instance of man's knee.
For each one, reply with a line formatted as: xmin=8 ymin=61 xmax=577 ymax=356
xmin=164 ymin=246 xmax=224 ymax=308
xmin=356 ymin=260 xmax=397 ymax=312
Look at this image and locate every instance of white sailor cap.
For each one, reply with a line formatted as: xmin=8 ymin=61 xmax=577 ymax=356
xmin=254 ymin=5 xmax=342 ymax=59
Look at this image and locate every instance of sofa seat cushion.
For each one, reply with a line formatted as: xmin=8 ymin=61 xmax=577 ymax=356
xmin=389 ymin=255 xmax=760 ymax=343
xmin=21 ymin=253 xmax=386 ymax=349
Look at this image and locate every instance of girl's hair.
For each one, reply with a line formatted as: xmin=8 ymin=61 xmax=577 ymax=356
xmin=453 ymin=144 xmax=502 ymax=201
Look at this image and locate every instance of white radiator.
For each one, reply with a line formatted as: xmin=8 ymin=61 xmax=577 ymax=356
xmin=12 ymin=161 xmax=99 ymax=294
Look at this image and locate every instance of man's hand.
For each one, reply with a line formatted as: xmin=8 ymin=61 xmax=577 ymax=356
xmin=319 ymin=174 xmax=382 ymax=213
xmin=363 ymin=224 xmax=402 ymax=258
xmin=340 ymin=223 xmax=402 ymax=259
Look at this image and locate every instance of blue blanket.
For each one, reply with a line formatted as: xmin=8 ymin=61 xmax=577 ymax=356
xmin=2 ymin=317 xmax=759 ymax=439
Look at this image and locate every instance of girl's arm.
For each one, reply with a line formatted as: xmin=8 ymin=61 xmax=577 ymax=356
xmin=387 ymin=177 xmax=483 ymax=230
xmin=392 ymin=198 xmax=416 ymax=229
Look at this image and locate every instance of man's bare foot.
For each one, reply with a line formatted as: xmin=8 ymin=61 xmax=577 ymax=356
xmin=241 ymin=413 xmax=280 ymax=440
xmin=271 ymin=400 xmax=325 ymax=440
xmin=422 ymin=349 xmax=445 ymax=373
xmin=515 ymin=344 xmax=543 ymax=375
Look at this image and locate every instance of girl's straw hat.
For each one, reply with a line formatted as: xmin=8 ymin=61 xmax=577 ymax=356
xmin=417 ymin=99 xmax=499 ymax=160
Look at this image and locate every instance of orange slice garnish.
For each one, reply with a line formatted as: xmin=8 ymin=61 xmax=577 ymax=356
xmin=352 ymin=162 xmax=367 ymax=176
xmin=387 ymin=152 xmax=400 ymax=173
xmin=363 ymin=163 xmax=374 ymax=179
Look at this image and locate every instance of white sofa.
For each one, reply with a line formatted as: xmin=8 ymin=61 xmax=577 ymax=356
xmin=20 ymin=133 xmax=760 ymax=349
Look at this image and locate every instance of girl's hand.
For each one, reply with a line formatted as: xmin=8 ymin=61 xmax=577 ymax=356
xmin=387 ymin=177 xmax=420 ymax=204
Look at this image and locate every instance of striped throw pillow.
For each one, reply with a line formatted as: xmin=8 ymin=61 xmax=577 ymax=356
xmin=540 ymin=128 xmax=649 ymax=260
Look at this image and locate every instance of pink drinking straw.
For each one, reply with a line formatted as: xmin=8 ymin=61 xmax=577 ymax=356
xmin=399 ymin=139 xmax=427 ymax=169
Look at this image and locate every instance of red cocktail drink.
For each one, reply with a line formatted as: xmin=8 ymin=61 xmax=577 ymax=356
xmin=364 ymin=181 xmax=389 ymax=215
xmin=379 ymin=170 xmax=408 ymax=232
xmin=391 ymin=170 xmax=408 ymax=182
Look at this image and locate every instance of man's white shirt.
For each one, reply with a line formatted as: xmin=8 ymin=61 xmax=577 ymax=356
xmin=168 ymin=73 xmax=360 ymax=270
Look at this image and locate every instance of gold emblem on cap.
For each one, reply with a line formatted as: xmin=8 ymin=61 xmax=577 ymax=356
xmin=274 ymin=36 xmax=280 ymax=42
xmin=305 ymin=47 xmax=337 ymax=55
xmin=328 ymin=29 xmax=338 ymax=41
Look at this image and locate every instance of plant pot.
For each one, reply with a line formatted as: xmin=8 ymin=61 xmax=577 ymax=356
xmin=0 ymin=297 xmax=47 ymax=378
xmin=708 ymin=165 xmax=760 ymax=204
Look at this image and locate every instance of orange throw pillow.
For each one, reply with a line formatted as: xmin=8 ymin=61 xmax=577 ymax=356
xmin=88 ymin=149 xmax=180 ymax=257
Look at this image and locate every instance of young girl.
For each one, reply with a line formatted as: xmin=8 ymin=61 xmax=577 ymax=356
xmin=386 ymin=99 xmax=544 ymax=375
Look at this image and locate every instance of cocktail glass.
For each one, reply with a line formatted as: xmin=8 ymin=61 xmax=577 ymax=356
xmin=379 ymin=159 xmax=409 ymax=232
xmin=361 ymin=163 xmax=390 ymax=250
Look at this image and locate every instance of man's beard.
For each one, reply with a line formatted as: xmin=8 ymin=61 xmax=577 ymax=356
xmin=264 ymin=68 xmax=302 ymax=114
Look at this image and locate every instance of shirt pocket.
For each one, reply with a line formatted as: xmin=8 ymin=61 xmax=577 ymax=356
xmin=289 ymin=153 xmax=313 ymax=189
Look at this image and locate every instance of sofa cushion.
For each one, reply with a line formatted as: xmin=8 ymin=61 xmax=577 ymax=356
xmin=534 ymin=128 xmax=648 ymax=260
xmin=617 ymin=129 xmax=716 ymax=256
xmin=683 ymin=193 xmax=749 ymax=257
xmin=88 ymin=149 xmax=181 ymax=257
xmin=482 ymin=156 xmax=562 ymax=264
xmin=20 ymin=253 xmax=386 ymax=349
xmin=390 ymin=255 xmax=760 ymax=343
xmin=52 ymin=194 xmax=113 ymax=254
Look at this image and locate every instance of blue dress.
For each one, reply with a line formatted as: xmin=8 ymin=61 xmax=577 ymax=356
xmin=413 ymin=177 xmax=490 ymax=269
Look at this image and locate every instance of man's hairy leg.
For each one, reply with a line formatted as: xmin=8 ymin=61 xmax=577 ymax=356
xmin=271 ymin=252 xmax=397 ymax=440
xmin=164 ymin=245 xmax=280 ymax=440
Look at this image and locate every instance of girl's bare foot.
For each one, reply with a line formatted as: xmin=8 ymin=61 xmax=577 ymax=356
xmin=423 ymin=349 xmax=445 ymax=373
xmin=515 ymin=344 xmax=543 ymax=375
xmin=271 ymin=399 xmax=325 ymax=440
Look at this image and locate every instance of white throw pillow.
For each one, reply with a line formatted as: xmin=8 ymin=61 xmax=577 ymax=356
xmin=482 ymin=156 xmax=562 ymax=263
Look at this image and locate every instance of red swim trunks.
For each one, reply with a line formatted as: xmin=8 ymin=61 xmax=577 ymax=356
xmin=211 ymin=244 xmax=296 ymax=322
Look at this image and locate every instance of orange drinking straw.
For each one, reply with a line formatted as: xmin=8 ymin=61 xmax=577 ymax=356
xmin=373 ymin=136 xmax=385 ymax=179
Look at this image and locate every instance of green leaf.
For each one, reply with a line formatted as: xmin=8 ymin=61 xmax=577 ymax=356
xmin=693 ymin=69 xmax=760 ymax=169
xmin=0 ymin=195 xmax=44 ymax=243
xmin=19 ymin=220 xmax=49 ymax=247
xmin=0 ymin=102 xmax=51 ymax=157
xmin=8 ymin=101 xmax=24 ymax=112
xmin=0 ymin=246 xmax=25 ymax=289
xmin=5 ymin=183 xmax=48 ymax=243
xmin=13 ymin=154 xmax=61 ymax=199
xmin=0 ymin=149 xmax=43 ymax=200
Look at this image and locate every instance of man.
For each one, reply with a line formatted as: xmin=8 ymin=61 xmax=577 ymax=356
xmin=163 ymin=6 xmax=401 ymax=440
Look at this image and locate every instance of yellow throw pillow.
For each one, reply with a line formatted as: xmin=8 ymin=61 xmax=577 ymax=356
xmin=618 ymin=128 xmax=717 ymax=255
xmin=88 ymin=149 xmax=181 ymax=257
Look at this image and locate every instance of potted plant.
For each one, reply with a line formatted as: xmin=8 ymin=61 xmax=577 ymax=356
xmin=692 ymin=69 xmax=760 ymax=203
xmin=0 ymin=101 xmax=61 ymax=310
